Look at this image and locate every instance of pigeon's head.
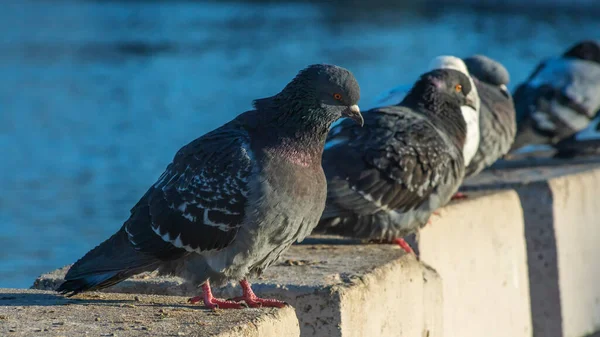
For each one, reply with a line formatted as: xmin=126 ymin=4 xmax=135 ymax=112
xmin=280 ymin=64 xmax=363 ymax=126
xmin=413 ymin=68 xmax=476 ymax=111
xmin=428 ymin=55 xmax=469 ymax=74
xmin=427 ymin=55 xmax=481 ymax=113
xmin=463 ymin=54 xmax=510 ymax=87
xmin=563 ymin=40 xmax=600 ymax=65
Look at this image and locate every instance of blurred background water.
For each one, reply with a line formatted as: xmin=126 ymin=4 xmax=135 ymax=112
xmin=1 ymin=0 xmax=599 ymax=288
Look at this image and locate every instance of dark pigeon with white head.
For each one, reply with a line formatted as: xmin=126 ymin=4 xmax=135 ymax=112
xmin=374 ymin=56 xmax=481 ymax=168
xmin=511 ymin=40 xmax=600 ymax=152
xmin=314 ymin=68 xmax=474 ymax=252
xmin=57 ymin=64 xmax=363 ymax=309
xmin=462 ymin=55 xmax=516 ymax=177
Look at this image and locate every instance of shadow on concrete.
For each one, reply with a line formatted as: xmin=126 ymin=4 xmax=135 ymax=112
xmin=0 ymin=292 xmax=70 ymax=307
xmin=0 ymin=291 xmax=138 ymax=307
xmin=0 ymin=292 xmax=195 ymax=310
xmin=516 ymin=181 xmax=563 ymax=337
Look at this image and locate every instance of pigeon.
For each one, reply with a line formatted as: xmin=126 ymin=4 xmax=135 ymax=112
xmin=56 ymin=64 xmax=363 ymax=309
xmin=314 ymin=68 xmax=475 ymax=253
xmin=374 ymin=56 xmax=481 ymax=168
xmin=511 ymin=40 xmax=600 ymax=152
xmin=462 ymin=55 xmax=516 ymax=178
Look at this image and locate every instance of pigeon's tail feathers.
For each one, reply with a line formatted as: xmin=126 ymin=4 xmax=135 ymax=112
xmin=57 ymin=271 xmax=117 ymax=296
xmin=57 ymin=228 xmax=160 ymax=296
xmin=57 ymin=265 xmax=156 ymax=296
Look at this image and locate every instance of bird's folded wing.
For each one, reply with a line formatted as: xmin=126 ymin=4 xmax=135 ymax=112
xmin=323 ymin=108 xmax=455 ymax=218
xmin=125 ymin=121 xmax=253 ymax=258
xmin=479 ymin=81 xmax=516 ymax=132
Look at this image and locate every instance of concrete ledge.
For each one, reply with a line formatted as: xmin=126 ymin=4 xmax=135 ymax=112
xmin=418 ymin=190 xmax=533 ymax=337
xmin=31 ymin=162 xmax=600 ymax=337
xmin=0 ymin=288 xmax=300 ymax=337
xmin=33 ymin=244 xmax=442 ymax=337
xmin=437 ymin=162 xmax=600 ymax=337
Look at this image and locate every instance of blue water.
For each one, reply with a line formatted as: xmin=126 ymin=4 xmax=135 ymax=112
xmin=1 ymin=1 xmax=599 ymax=288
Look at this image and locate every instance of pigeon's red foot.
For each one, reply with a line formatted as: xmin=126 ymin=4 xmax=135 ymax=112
xmin=189 ymin=281 xmax=244 ymax=309
xmin=238 ymin=279 xmax=287 ymax=308
xmin=394 ymin=238 xmax=414 ymax=254
xmin=451 ymin=192 xmax=468 ymax=200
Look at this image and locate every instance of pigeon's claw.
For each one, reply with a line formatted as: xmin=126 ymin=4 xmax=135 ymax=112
xmin=451 ymin=192 xmax=468 ymax=200
xmin=239 ymin=279 xmax=287 ymax=308
xmin=394 ymin=238 xmax=414 ymax=254
xmin=243 ymin=296 xmax=287 ymax=308
xmin=190 ymin=281 xmax=245 ymax=309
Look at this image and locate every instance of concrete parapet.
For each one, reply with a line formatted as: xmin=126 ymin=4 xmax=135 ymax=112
xmin=29 ymin=160 xmax=600 ymax=337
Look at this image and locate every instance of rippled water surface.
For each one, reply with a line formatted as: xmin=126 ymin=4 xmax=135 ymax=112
xmin=1 ymin=0 xmax=599 ymax=287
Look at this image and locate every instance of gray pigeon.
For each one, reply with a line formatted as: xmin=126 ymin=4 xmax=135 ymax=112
xmin=314 ymin=69 xmax=475 ymax=253
xmin=511 ymin=40 xmax=600 ymax=152
xmin=57 ymin=64 xmax=363 ymax=309
xmin=462 ymin=55 xmax=516 ymax=178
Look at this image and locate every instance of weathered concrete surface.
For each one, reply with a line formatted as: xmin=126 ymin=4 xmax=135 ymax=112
xmin=457 ymin=162 xmax=600 ymax=337
xmin=33 ymin=244 xmax=443 ymax=337
xmin=419 ymin=190 xmax=533 ymax=337
xmin=0 ymin=288 xmax=299 ymax=337
xmin=548 ymin=168 xmax=600 ymax=337
xmin=30 ymin=161 xmax=600 ymax=337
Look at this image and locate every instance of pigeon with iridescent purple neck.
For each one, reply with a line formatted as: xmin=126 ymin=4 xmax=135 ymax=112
xmin=57 ymin=64 xmax=363 ymax=309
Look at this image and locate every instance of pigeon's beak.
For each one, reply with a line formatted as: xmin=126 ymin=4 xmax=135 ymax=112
xmin=465 ymin=97 xmax=478 ymax=111
xmin=343 ymin=104 xmax=364 ymax=127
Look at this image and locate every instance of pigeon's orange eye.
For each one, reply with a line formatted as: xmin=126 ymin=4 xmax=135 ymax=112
xmin=455 ymin=84 xmax=462 ymax=92
xmin=333 ymin=93 xmax=342 ymax=100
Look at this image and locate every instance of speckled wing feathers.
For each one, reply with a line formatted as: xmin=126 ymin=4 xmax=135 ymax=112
xmin=125 ymin=120 xmax=253 ymax=258
xmin=322 ymin=107 xmax=458 ymax=220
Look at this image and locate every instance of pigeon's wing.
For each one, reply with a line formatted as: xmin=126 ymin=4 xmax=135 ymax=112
xmin=478 ymin=81 xmax=516 ymax=154
xmin=466 ymin=79 xmax=517 ymax=177
xmin=322 ymin=107 xmax=460 ymax=219
xmin=125 ymin=118 xmax=254 ymax=259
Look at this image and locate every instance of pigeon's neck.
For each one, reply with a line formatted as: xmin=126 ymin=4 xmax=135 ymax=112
xmin=403 ymin=89 xmax=467 ymax=150
xmin=252 ymin=97 xmax=337 ymax=167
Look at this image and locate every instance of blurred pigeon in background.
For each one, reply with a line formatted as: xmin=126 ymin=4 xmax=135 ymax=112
xmin=57 ymin=64 xmax=363 ymax=309
xmin=462 ymin=55 xmax=516 ymax=178
xmin=314 ymin=68 xmax=474 ymax=253
xmin=511 ymin=40 xmax=600 ymax=153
